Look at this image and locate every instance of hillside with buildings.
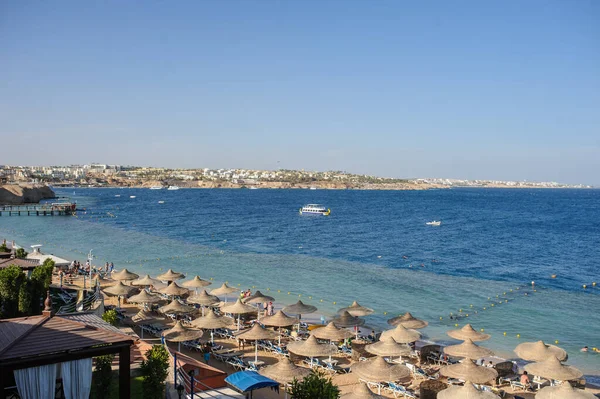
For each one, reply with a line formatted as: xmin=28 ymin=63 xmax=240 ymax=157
xmin=0 ymin=164 xmax=592 ymax=190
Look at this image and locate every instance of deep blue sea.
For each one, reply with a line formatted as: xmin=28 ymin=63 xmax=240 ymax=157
xmin=1 ymin=188 xmax=599 ymax=375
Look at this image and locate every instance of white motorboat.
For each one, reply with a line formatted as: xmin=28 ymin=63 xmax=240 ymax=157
xmin=167 ymin=186 xmax=180 ymax=191
xmin=129 ymin=195 xmax=136 ymax=199
xmin=299 ymin=204 xmax=331 ymax=216
xmin=158 ymin=201 xmax=165 ymax=204
xmin=150 ymin=186 xmax=163 ymax=190
xmin=426 ymin=221 xmax=441 ymax=226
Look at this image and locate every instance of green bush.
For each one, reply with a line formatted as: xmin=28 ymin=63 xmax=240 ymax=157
xmin=289 ymin=370 xmax=340 ymax=399
xmin=140 ymin=345 xmax=170 ymax=399
xmin=0 ymin=243 xmax=8 ymax=252
xmin=102 ymin=310 xmax=119 ymax=326
xmin=93 ymin=355 xmax=115 ymax=399
xmin=15 ymin=248 xmax=28 ymax=259
xmin=0 ymin=265 xmax=26 ymax=318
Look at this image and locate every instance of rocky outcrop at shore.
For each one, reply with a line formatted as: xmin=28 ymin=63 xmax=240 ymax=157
xmin=0 ymin=184 xmax=56 ymax=205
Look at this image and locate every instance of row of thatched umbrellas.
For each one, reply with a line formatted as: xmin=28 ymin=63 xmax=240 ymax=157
xmin=107 ymin=269 xmax=590 ymax=398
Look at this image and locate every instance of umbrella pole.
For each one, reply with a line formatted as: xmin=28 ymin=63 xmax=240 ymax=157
xmin=178 ymin=342 xmax=181 ymax=352
xmin=237 ymin=315 xmax=240 ymax=331
xmin=255 ymin=340 xmax=258 ymax=362
xmin=211 ymin=330 xmax=214 ymax=344
xmin=256 ymin=304 xmax=260 ymax=321
xmin=202 ymin=306 xmax=205 ymax=317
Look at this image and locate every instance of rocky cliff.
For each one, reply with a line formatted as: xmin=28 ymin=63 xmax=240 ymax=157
xmin=0 ymin=185 xmax=56 ymax=205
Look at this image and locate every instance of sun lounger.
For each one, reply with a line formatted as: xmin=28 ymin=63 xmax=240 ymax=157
xmin=359 ymin=379 xmax=386 ymax=394
xmin=385 ymin=382 xmax=417 ymax=398
xmin=509 ymin=380 xmax=529 ymax=391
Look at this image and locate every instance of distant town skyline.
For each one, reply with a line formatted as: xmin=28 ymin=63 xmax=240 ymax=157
xmin=1 ymin=1 xmax=598 ymax=185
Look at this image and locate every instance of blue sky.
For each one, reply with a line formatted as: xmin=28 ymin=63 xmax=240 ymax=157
xmin=1 ymin=1 xmax=598 ymax=184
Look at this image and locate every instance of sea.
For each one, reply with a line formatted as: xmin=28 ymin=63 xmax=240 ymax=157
xmin=1 ymin=187 xmax=599 ymax=378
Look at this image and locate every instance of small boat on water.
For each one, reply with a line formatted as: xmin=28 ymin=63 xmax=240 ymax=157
xmin=309 ymin=187 xmax=317 ymax=190
xmin=167 ymin=186 xmax=180 ymax=191
xmin=426 ymin=221 xmax=441 ymax=226
xmin=115 ymin=195 xmax=121 ymax=197
xmin=158 ymin=201 xmax=165 ymax=204
xmin=249 ymin=186 xmax=258 ymax=190
xmin=150 ymin=186 xmax=163 ymax=190
xmin=129 ymin=195 xmax=136 ymax=199
xmin=299 ymin=204 xmax=331 ymax=216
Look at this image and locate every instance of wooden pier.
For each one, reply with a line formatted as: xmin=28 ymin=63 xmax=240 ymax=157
xmin=0 ymin=202 xmax=77 ymax=216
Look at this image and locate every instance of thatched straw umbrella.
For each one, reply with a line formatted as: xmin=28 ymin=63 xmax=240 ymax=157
xmin=131 ymin=309 xmax=165 ymax=338
xmin=103 ymin=281 xmax=137 ymax=308
xmin=128 ymin=290 xmax=162 ymax=306
xmin=438 ymin=382 xmax=500 ymax=399
xmin=261 ymin=311 xmax=299 ymax=345
xmin=156 ymin=268 xmax=185 ymax=282
xmin=524 ymin=356 xmax=583 ymax=381
xmin=158 ymin=299 xmax=196 ymax=315
xmin=287 ymin=334 xmax=338 ymax=365
xmin=365 ymin=337 xmax=411 ymax=362
xmin=380 ymin=324 xmax=420 ymax=344
xmin=244 ymin=290 xmax=275 ymax=320
xmin=311 ymin=322 xmax=354 ymax=342
xmin=337 ymin=301 xmax=374 ymax=317
xmin=352 ymin=356 xmax=411 ymax=394
xmin=181 ymin=276 xmax=212 ymax=294
xmin=210 ymin=283 xmax=239 ymax=300
xmin=444 ymin=338 xmax=494 ymax=359
xmin=340 ymin=382 xmax=385 ymax=399
xmin=514 ymin=340 xmax=568 ymax=362
xmin=131 ymin=274 xmax=161 ymax=287
xmin=332 ymin=311 xmax=365 ymax=339
xmin=386 ymin=312 xmax=428 ymax=329
xmin=283 ymin=300 xmax=318 ymax=333
xmin=440 ymin=358 xmax=498 ymax=384
xmin=190 ymin=308 xmax=234 ymax=343
xmin=447 ymin=324 xmax=490 ymax=342
xmin=260 ymin=358 xmax=312 ymax=399
xmin=163 ymin=320 xmax=204 ymax=351
xmin=187 ymin=289 xmax=220 ymax=316
xmin=221 ymin=299 xmax=257 ymax=330
xmin=111 ymin=268 xmax=139 ymax=281
xmin=158 ymin=282 xmax=189 ymax=298
xmin=535 ymin=382 xmax=597 ymax=399
xmin=236 ymin=323 xmax=279 ymax=363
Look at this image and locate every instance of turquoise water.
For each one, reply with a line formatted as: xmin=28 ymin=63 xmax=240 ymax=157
xmin=1 ymin=188 xmax=599 ymax=377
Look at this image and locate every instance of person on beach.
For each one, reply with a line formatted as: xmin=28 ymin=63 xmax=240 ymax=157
xmin=267 ymin=301 xmax=273 ymax=315
xmin=520 ymin=371 xmax=531 ymax=390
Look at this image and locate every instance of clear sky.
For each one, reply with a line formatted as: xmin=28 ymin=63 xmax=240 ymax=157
xmin=1 ymin=1 xmax=598 ymax=184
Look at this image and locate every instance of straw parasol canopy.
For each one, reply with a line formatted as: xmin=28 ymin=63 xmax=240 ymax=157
xmin=259 ymin=358 xmax=311 ymax=385
xmin=111 ymin=268 xmax=139 ymax=281
xmin=444 ymin=338 xmax=494 ymax=359
xmin=221 ymin=298 xmax=257 ymax=314
xmin=514 ymin=340 xmax=568 ymax=362
xmin=181 ymin=276 xmax=212 ymax=289
xmin=158 ymin=282 xmax=190 ymax=297
xmin=535 ymin=382 xmax=597 ymax=399
xmin=440 ymin=358 xmax=498 ymax=384
xmin=244 ymin=290 xmax=275 ymax=304
xmin=163 ymin=320 xmax=204 ymax=342
xmin=311 ymin=322 xmax=354 ymax=341
xmin=340 ymin=382 xmax=385 ymax=399
xmin=104 ymin=281 xmax=138 ymax=297
xmin=352 ymin=356 xmax=411 ymax=382
xmin=128 ymin=289 xmax=163 ymax=304
xmin=261 ymin=311 xmax=299 ymax=328
xmin=331 ymin=311 xmax=365 ymax=328
xmin=187 ymin=289 xmax=220 ymax=306
xmin=447 ymin=324 xmax=491 ymax=342
xmin=386 ymin=312 xmax=428 ymax=329
xmin=282 ymin=300 xmax=317 ymax=315
xmin=210 ymin=283 xmax=239 ymax=296
xmin=236 ymin=323 xmax=279 ymax=341
xmin=438 ymin=382 xmax=500 ymax=399
xmin=156 ymin=269 xmax=185 ymax=281
xmin=131 ymin=309 xmax=165 ymax=323
xmin=365 ymin=337 xmax=412 ymax=357
xmin=337 ymin=301 xmax=374 ymax=317
xmin=380 ymin=324 xmax=421 ymax=344
xmin=524 ymin=356 xmax=583 ymax=381
xmin=190 ymin=309 xmax=234 ymax=330
xmin=131 ymin=274 xmax=161 ymax=287
xmin=159 ymin=299 xmax=196 ymax=315
xmin=287 ymin=335 xmax=338 ymax=357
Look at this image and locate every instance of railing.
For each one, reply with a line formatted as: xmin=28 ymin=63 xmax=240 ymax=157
xmin=56 ymin=282 xmax=102 ymax=315
xmin=165 ymin=344 xmax=240 ymax=399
